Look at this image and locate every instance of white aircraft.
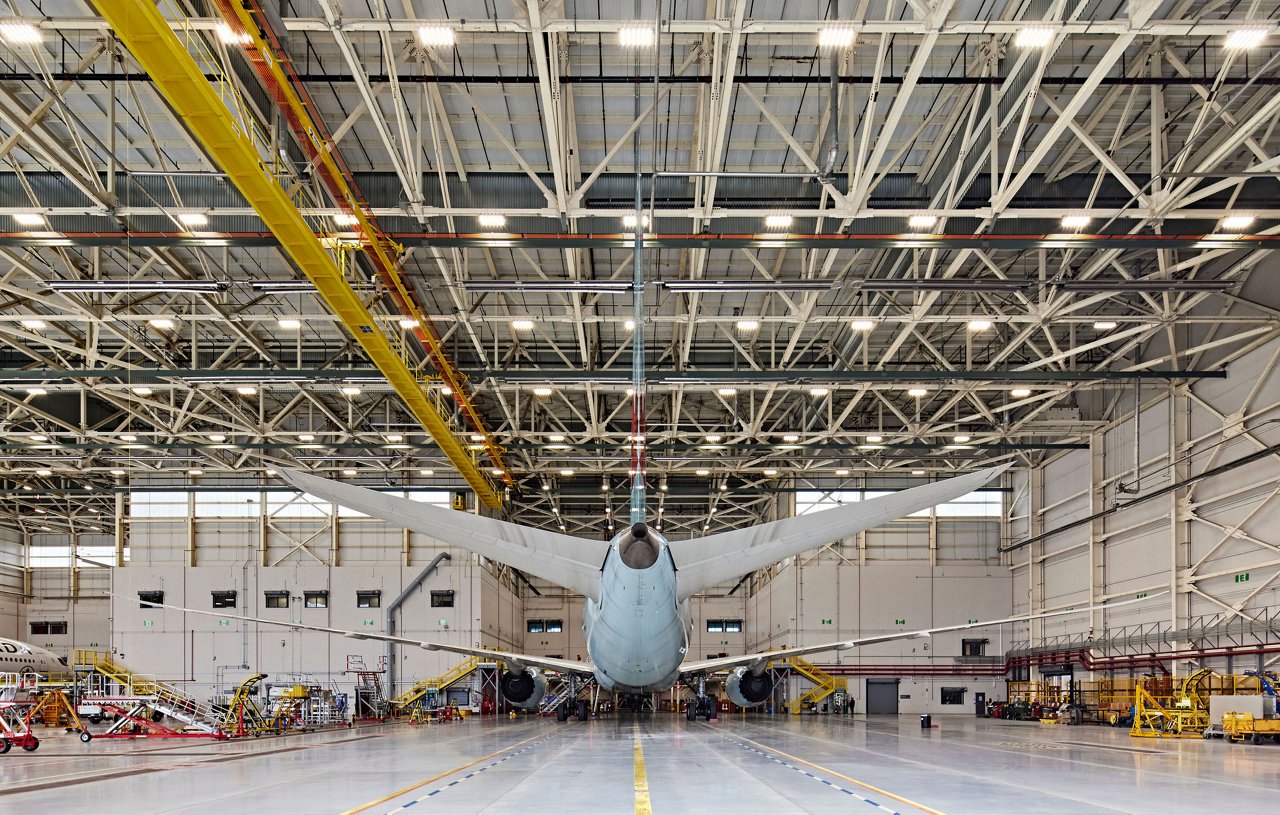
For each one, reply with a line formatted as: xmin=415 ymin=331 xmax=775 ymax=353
xmin=0 ymin=638 xmax=66 ymax=677
xmin=147 ymin=464 xmax=1155 ymax=721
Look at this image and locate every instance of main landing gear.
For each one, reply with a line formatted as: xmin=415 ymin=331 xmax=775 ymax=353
xmin=555 ymin=677 xmax=590 ymax=722
xmin=686 ymin=676 xmax=718 ymax=722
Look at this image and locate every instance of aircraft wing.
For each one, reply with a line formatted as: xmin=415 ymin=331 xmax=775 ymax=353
xmin=670 ymin=464 xmax=1010 ymax=598
xmin=138 ymin=599 xmax=597 ymax=677
xmin=676 ymin=592 xmax=1166 ymax=675
xmin=279 ymin=469 xmax=608 ymax=601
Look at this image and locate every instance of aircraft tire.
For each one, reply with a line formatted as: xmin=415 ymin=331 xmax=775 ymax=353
xmin=576 ymin=700 xmax=589 ymax=720
xmin=556 ymin=703 xmax=570 ymax=723
xmin=686 ymin=702 xmax=697 ymax=722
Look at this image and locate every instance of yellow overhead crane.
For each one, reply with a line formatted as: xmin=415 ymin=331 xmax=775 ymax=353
xmin=92 ymin=0 xmax=506 ymax=508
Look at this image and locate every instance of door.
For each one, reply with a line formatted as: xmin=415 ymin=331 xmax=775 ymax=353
xmin=866 ymin=679 xmax=900 ymax=714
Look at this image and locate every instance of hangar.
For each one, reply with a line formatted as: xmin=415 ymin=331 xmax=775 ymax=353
xmin=0 ymin=1 xmax=1279 ymax=812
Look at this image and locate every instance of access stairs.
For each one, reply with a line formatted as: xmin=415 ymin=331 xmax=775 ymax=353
xmin=539 ymin=674 xmax=597 ymax=715
xmin=73 ymin=650 xmax=227 ymax=737
xmin=390 ymin=656 xmax=499 ymax=714
xmin=776 ymin=657 xmax=847 ymax=714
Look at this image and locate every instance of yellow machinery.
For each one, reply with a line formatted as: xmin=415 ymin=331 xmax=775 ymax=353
xmin=25 ymin=689 xmax=91 ymax=742
xmin=774 ymin=658 xmax=847 ymax=714
xmin=1131 ymin=669 xmax=1212 ymax=738
xmin=222 ymin=674 xmax=275 ymax=738
xmin=391 ymin=656 xmax=493 ymax=716
xmin=1222 ymin=712 xmax=1280 ymax=745
xmin=267 ymin=685 xmax=310 ymax=733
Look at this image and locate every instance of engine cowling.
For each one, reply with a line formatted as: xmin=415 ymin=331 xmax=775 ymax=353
xmin=725 ymin=666 xmax=773 ymax=708
xmin=498 ymin=667 xmax=548 ymax=709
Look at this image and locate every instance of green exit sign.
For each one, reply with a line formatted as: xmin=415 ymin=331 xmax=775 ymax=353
xmin=821 ymin=619 xmax=833 ymax=625
xmin=143 ymin=620 xmax=153 ymax=627
xmin=1136 ymin=593 xmax=1148 ymax=599
xmin=218 ymin=620 xmax=230 ymax=627
xmin=895 ymin=618 xmax=906 ymax=625
xmin=363 ymin=619 xmax=375 ymax=626
xmin=1236 ymin=573 xmax=1251 ymax=583
xmin=967 ymin=619 xmax=979 ymax=624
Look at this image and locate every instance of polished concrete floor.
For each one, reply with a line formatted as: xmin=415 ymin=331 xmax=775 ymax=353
xmin=2 ymin=714 xmax=1279 ymax=814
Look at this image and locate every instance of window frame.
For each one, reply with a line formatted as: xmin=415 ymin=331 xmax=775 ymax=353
xmin=263 ymin=591 xmax=289 ymax=609
xmin=706 ymin=619 xmax=725 ymax=633
xmin=430 ymin=590 xmax=455 ymax=608
xmin=356 ymin=590 xmax=382 ymax=609
xmin=961 ymin=638 xmax=988 ymax=657
xmin=303 ymin=590 xmax=329 ymax=609
xmin=526 ymin=620 xmax=545 ymax=633
xmin=138 ymin=590 xmax=164 ymax=609
xmin=941 ymin=687 xmax=966 ymax=705
xmin=211 ymin=590 xmax=237 ymax=609
xmin=544 ymin=619 xmax=563 ymax=633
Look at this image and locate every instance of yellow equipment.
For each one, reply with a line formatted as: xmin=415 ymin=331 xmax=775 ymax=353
xmin=25 ymin=689 xmax=92 ymax=742
xmin=222 ymin=674 xmax=276 ymax=738
xmin=1222 ymin=712 xmax=1280 ymax=745
xmin=1130 ymin=669 xmax=1212 ymax=738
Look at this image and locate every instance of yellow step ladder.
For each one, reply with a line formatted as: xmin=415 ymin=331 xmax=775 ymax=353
xmin=778 ymin=657 xmax=847 ymax=714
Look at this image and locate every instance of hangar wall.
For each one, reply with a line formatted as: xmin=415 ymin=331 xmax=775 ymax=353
xmin=1009 ymin=334 xmax=1280 ymax=670
xmin=0 ymin=525 xmax=23 ymax=638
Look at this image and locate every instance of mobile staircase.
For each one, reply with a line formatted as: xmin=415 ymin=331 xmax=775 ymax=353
xmin=391 ymin=656 xmax=499 ymax=716
xmin=74 ymin=650 xmax=228 ymax=739
xmin=777 ymin=657 xmax=847 ymax=714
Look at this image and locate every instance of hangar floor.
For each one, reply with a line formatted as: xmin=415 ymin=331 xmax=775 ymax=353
xmin=3 ymin=714 xmax=1277 ymax=814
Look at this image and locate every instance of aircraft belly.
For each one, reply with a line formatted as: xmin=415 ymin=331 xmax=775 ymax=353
xmin=586 ymin=556 xmax=685 ymax=693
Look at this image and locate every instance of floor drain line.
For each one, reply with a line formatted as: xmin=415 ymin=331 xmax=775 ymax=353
xmin=735 ymin=741 xmax=902 ymax=815
xmin=382 ymin=737 xmax=553 ymax=814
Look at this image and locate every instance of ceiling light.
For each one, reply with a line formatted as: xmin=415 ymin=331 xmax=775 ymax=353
xmin=912 ymin=469 xmax=926 ymax=476
xmin=341 ymin=386 xmax=362 ymax=396
xmin=908 ymin=388 xmax=928 ymax=397
xmin=548 ymin=434 xmax=565 ymax=443
xmin=782 ymin=434 xmax=800 ymax=443
xmin=908 ymin=214 xmax=938 ymax=229
xmin=763 ymin=468 xmax=778 ymax=477
xmin=110 ymin=469 xmax=126 ymax=477
xmin=1015 ymin=26 xmax=1055 ymax=48
xmin=333 ymin=213 xmax=358 ymax=226
xmin=131 ymin=386 xmax=153 ymax=396
xmin=866 ymin=434 xmax=883 ymax=443
xmin=215 ymin=23 xmax=251 ymax=46
xmin=735 ymin=319 xmax=759 ymax=332
xmin=12 ymin=212 xmax=44 ymax=226
xmin=0 ymin=22 xmax=42 ymax=44
xmin=809 ymin=387 xmax=829 ymax=397
xmin=705 ymin=434 xmax=722 ymax=443
xmin=46 ymin=280 xmax=227 ymax=294
xmin=835 ymin=469 xmax=850 ymax=476
xmin=695 ymin=469 xmax=710 ymax=476
xmin=622 ymin=213 xmax=650 ymax=229
xmin=470 ymin=434 xmax=486 ymax=442
xmin=30 ymin=434 xmax=47 ymax=442
xmin=954 ymin=434 xmax=971 ymax=443
xmin=278 ymin=318 xmax=301 ymax=330
xmin=25 ymin=387 xmax=46 ymax=396
xmin=624 ymin=319 xmax=636 ymax=331
xmin=851 ymin=319 xmax=876 ymax=331
xmin=419 ymin=468 xmax=434 ymax=476
xmin=177 ymin=212 xmax=209 ymax=227
xmin=618 ymin=24 xmax=655 ymax=48
xmin=478 ymin=213 xmax=506 ymax=228
xmin=967 ymin=319 xmax=993 ymax=331
xmin=1093 ymin=321 xmax=1117 ymax=330
xmin=1225 ymin=29 xmax=1268 ymax=50
xmin=236 ymin=386 xmax=257 ymax=396
xmin=765 ymin=214 xmax=794 ymax=229
xmin=439 ymin=386 xmax=452 ymax=396
xmin=717 ymin=387 xmax=738 ymax=397
xmin=19 ymin=318 xmax=46 ymax=330
xmin=1010 ymin=388 xmax=1032 ymax=398
xmin=533 ymin=387 xmax=554 ymax=397
xmin=559 ymin=469 xmax=575 ymax=477
xmin=511 ymin=319 xmax=535 ymax=331
xmin=398 ymin=318 xmax=420 ymax=329
xmin=298 ymin=434 xmax=315 ymax=442
xmin=188 ymin=468 xmax=203 ymax=476
xmin=944 ymin=444 xmax=971 ymax=450
xmin=342 ymin=468 xmax=357 ymax=476
xmin=492 ymin=468 xmax=505 ymax=476
xmin=148 ymin=318 xmax=176 ymax=330
xmin=385 ymin=434 xmax=403 ymax=443
xmin=208 ymin=434 xmax=226 ymax=442
xmin=1220 ymin=214 xmax=1255 ymax=230
xmin=1061 ymin=215 xmax=1091 ymax=229
xmin=417 ymin=24 xmax=455 ymax=47
xmin=818 ymin=25 xmax=856 ymax=49
xmin=120 ymin=434 xmax=136 ymax=442
xmin=35 ymin=468 xmax=51 ymax=477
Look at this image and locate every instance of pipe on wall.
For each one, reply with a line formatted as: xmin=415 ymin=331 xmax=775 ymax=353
xmin=386 ymin=551 xmax=451 ymax=697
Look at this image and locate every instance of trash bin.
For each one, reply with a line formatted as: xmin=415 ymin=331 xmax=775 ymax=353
xmin=920 ymin=714 xmax=932 ymax=729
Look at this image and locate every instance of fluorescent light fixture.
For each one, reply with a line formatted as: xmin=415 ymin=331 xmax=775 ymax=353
xmin=717 ymin=387 xmax=738 ymax=396
xmin=35 ymin=468 xmax=51 ymax=476
xmin=120 ymin=434 xmax=136 ymax=442
xmin=661 ymin=279 xmax=833 ymax=293
xmin=1093 ymin=320 xmax=1118 ymax=330
xmin=341 ymin=386 xmax=362 ymax=396
xmin=954 ymin=434 xmax=971 ymax=443
xmin=298 ymin=434 xmax=315 ymax=442
xmin=908 ymin=387 xmax=928 ymax=397
xmin=765 ymin=214 xmax=794 ymax=229
xmin=419 ymin=468 xmax=434 ymax=476
xmin=782 ymin=434 xmax=800 ymax=443
xmin=46 ymin=280 xmax=227 ymax=294
xmin=763 ymin=468 xmax=778 ymax=476
xmin=809 ymin=387 xmax=830 ymax=397
xmin=492 ymin=468 xmax=505 ymax=476
xmin=464 ymin=280 xmax=631 ymax=294
xmin=398 ymin=318 xmax=420 ymax=329
xmin=208 ymin=434 xmax=226 ymax=442
xmin=1061 ymin=214 xmax=1091 ymax=229
xmin=1015 ymin=26 xmax=1055 ymax=48
xmin=110 ymin=469 xmax=126 ymax=476
xmin=0 ymin=22 xmax=43 ymax=44
xmin=215 ymin=23 xmax=251 ymax=45
xmin=277 ymin=318 xmax=302 ymax=330
xmin=911 ymin=469 xmax=926 ymax=476
xmin=866 ymin=435 xmax=883 ymax=443
xmin=29 ymin=433 xmax=47 ymax=442
xmin=177 ymin=212 xmax=209 ymax=227
xmin=20 ymin=318 xmax=46 ymax=330
xmin=944 ymin=444 xmax=971 ymax=450
xmin=1221 ymin=214 xmax=1255 ymax=230
xmin=511 ymin=319 xmax=535 ymax=331
xmin=548 ymin=434 xmax=565 ymax=443
xmin=25 ymin=387 xmax=46 ymax=396
xmin=148 ymin=318 xmax=176 ymax=330
xmin=132 ymin=386 xmax=153 ymax=396
xmin=618 ymin=24 xmax=655 ymax=48
xmin=735 ymin=319 xmax=759 ymax=332
xmin=818 ymin=25 xmax=856 ymax=48
xmin=342 ymin=468 xmax=357 ymax=476
xmin=470 ymin=434 xmax=486 ymax=442
xmin=851 ymin=319 xmax=876 ymax=331
xmin=533 ymin=387 xmax=554 ymax=397
xmin=908 ymin=214 xmax=939 ymax=229
xmin=705 ymin=434 xmax=722 ymax=443
xmin=333 ymin=213 xmax=358 ymax=226
xmin=12 ymin=212 xmax=44 ymax=226
xmin=1011 ymin=388 xmax=1032 ymax=398
xmin=417 ymin=24 xmax=455 ymax=47
xmin=236 ymin=386 xmax=257 ymax=396
xmin=623 ymin=213 xmax=650 ymax=229
xmin=385 ymin=434 xmax=403 ymax=443
xmin=835 ymin=468 xmax=850 ymax=476
xmin=967 ymin=319 xmax=993 ymax=331
xmin=1225 ymin=28 xmax=1268 ymax=50
xmin=695 ymin=468 xmax=710 ymax=476
xmin=478 ymin=213 xmax=506 ymax=228
xmin=624 ymin=319 xmax=636 ymax=331
xmin=188 ymin=469 xmax=203 ymax=476
xmin=559 ymin=469 xmax=575 ymax=477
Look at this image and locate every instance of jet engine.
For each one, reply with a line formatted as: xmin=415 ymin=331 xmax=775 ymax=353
xmin=498 ymin=667 xmax=548 ymax=709
xmin=725 ymin=666 xmax=773 ymax=708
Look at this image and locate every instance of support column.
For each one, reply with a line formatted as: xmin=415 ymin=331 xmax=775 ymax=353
xmin=114 ymin=492 xmax=126 ymax=567
xmin=1089 ymin=432 xmax=1106 ymax=644
xmin=1028 ymin=465 xmax=1046 ymax=644
xmin=186 ymin=493 xmax=196 ymax=568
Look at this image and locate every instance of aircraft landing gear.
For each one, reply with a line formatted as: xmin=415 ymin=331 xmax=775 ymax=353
xmin=686 ymin=676 xmax=718 ymax=722
xmin=556 ymin=678 xmax=590 ymax=722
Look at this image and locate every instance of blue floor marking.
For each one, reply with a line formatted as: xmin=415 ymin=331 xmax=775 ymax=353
xmin=734 ymin=741 xmax=902 ymax=815
xmin=383 ymin=737 xmax=552 ymax=814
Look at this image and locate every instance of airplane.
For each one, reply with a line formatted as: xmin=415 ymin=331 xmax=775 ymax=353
xmin=0 ymin=638 xmax=67 ymax=678
xmin=144 ymin=464 xmax=1159 ymax=722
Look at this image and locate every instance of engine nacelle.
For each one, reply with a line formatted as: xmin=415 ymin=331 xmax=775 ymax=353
xmin=725 ymin=666 xmax=773 ymax=708
xmin=498 ymin=667 xmax=548 ymax=709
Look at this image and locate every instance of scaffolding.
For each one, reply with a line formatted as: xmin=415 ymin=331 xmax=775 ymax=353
xmin=74 ymin=650 xmax=228 ymax=739
xmin=346 ymin=656 xmax=388 ymax=721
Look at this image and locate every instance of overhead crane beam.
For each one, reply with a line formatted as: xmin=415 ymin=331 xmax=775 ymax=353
xmin=91 ymin=0 xmax=503 ymax=507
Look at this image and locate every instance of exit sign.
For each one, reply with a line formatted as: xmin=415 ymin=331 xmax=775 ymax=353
xmin=967 ymin=619 xmax=979 ymax=624
xmin=143 ymin=620 xmax=153 ymax=627
xmin=218 ymin=620 xmax=230 ymax=627
xmin=363 ymin=619 xmax=375 ymax=626
xmin=894 ymin=618 xmax=906 ymax=625
xmin=1236 ymin=573 xmax=1251 ymax=583
xmin=1136 ymin=593 xmax=1148 ymax=599
xmin=821 ymin=619 xmax=832 ymax=625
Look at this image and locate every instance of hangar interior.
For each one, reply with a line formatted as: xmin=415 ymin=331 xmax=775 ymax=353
xmin=1 ymin=0 xmax=1279 ymax=813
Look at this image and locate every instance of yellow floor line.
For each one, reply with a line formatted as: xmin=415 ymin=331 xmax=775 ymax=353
xmin=733 ymin=733 xmax=945 ymax=815
xmin=632 ymin=722 xmax=652 ymax=815
xmin=340 ymin=730 xmax=545 ymax=814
